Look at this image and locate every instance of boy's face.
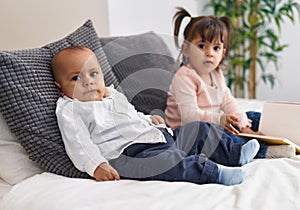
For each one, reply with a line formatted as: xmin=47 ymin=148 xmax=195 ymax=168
xmin=55 ymin=48 xmax=106 ymax=101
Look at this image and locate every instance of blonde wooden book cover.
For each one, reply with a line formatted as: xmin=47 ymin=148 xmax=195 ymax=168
xmin=238 ymin=133 xmax=300 ymax=153
xmin=238 ymin=102 xmax=300 ymax=153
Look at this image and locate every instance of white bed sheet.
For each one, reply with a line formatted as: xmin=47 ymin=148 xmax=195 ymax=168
xmin=0 ymin=179 xmax=12 ymax=201
xmin=1 ymin=157 xmax=300 ymax=210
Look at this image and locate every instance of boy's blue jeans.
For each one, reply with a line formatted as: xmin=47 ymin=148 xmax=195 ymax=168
xmin=110 ymin=121 xmax=243 ymax=185
xmin=225 ymin=111 xmax=267 ymax=158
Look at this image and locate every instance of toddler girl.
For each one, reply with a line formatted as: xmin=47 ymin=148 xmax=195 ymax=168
xmin=165 ymin=7 xmax=295 ymax=158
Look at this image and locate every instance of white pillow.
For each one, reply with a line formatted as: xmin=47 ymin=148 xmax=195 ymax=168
xmin=0 ymin=114 xmax=43 ymax=185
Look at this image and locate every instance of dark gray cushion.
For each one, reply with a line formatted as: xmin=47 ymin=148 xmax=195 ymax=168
xmin=0 ymin=20 xmax=118 ymax=178
xmin=100 ymin=32 xmax=179 ymax=118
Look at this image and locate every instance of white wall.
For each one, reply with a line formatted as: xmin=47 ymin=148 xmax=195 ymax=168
xmin=106 ymin=0 xmax=200 ymax=57
xmin=0 ymin=0 xmax=109 ymax=50
xmin=256 ymin=19 xmax=300 ymax=102
xmin=107 ymin=0 xmax=199 ymax=36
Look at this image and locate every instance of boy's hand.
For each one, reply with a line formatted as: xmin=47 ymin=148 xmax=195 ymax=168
xmin=104 ymin=86 xmax=112 ymax=98
xmin=94 ymin=162 xmax=120 ymax=182
xmin=150 ymin=115 xmax=165 ymax=125
xmin=220 ymin=114 xmax=241 ymax=135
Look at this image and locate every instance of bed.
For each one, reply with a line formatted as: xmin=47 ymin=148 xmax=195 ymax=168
xmin=1 ymin=20 xmax=300 ymax=210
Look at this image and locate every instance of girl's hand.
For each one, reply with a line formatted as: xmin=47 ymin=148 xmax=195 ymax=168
xmin=246 ymin=118 xmax=252 ymax=128
xmin=220 ymin=114 xmax=241 ymax=135
xmin=150 ymin=115 xmax=165 ymax=125
xmin=94 ymin=162 xmax=120 ymax=182
xmin=241 ymin=127 xmax=263 ymax=135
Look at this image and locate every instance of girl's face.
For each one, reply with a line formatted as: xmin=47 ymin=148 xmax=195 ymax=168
xmin=183 ymin=33 xmax=226 ymax=76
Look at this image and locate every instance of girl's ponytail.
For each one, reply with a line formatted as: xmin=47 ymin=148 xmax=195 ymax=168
xmin=219 ymin=16 xmax=233 ymax=57
xmin=173 ymin=7 xmax=191 ymax=49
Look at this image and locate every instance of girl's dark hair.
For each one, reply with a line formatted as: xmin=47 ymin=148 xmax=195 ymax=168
xmin=173 ymin=7 xmax=233 ymax=59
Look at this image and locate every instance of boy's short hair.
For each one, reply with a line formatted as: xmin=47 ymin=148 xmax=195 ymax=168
xmin=51 ymin=46 xmax=94 ymax=81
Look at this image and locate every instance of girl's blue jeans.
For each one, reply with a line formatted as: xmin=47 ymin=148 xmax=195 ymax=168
xmin=225 ymin=111 xmax=267 ymax=158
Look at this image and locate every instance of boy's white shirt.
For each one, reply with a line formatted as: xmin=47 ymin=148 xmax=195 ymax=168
xmin=56 ymin=87 xmax=166 ymax=177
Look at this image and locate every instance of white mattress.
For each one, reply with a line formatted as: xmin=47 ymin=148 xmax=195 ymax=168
xmin=1 ymin=157 xmax=300 ymax=210
xmin=235 ymin=98 xmax=265 ymax=112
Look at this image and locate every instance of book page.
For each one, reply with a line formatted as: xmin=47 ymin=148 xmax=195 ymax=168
xmin=259 ymin=102 xmax=300 ymax=147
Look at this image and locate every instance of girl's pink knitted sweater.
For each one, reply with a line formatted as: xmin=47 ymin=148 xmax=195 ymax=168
xmin=165 ymin=65 xmax=248 ymax=130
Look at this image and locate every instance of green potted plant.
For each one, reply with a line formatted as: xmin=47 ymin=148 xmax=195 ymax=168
xmin=205 ymin=0 xmax=300 ymax=98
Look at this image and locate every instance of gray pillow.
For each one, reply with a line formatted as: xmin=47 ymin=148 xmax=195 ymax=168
xmin=100 ymin=32 xmax=179 ymax=118
xmin=0 ymin=20 xmax=118 ymax=178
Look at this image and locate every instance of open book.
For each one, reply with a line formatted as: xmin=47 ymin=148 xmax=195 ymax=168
xmin=238 ymin=102 xmax=300 ymax=153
